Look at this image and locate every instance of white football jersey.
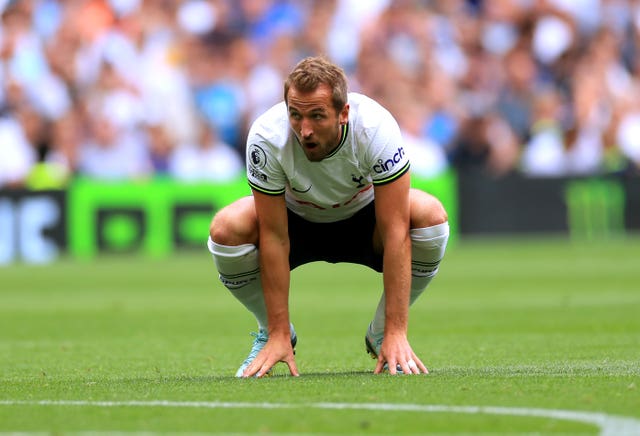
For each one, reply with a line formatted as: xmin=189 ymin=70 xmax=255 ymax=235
xmin=246 ymin=92 xmax=410 ymax=223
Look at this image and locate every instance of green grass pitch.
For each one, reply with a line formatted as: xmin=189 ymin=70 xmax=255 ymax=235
xmin=1 ymin=236 xmax=639 ymax=434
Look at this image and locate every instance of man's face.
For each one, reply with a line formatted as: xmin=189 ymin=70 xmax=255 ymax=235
xmin=287 ymin=83 xmax=349 ymax=162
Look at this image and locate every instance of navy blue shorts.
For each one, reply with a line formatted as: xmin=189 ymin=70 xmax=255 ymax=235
xmin=287 ymin=201 xmax=383 ymax=272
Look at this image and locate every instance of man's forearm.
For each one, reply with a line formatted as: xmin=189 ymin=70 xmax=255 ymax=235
xmin=382 ymin=234 xmax=412 ymax=335
xmin=259 ymin=237 xmax=291 ymax=337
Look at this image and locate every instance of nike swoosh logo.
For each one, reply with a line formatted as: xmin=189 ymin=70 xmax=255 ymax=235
xmin=292 ymin=184 xmax=312 ymax=193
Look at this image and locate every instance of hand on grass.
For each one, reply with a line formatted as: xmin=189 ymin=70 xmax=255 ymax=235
xmin=242 ymin=335 xmax=299 ymax=378
xmin=375 ymin=333 xmax=428 ymax=375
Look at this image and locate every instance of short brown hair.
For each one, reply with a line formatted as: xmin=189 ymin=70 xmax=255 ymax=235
xmin=284 ymin=57 xmax=348 ymax=113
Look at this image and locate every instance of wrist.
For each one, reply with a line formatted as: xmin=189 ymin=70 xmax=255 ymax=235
xmin=383 ymin=319 xmax=408 ymax=338
xmin=267 ymin=319 xmax=291 ymax=339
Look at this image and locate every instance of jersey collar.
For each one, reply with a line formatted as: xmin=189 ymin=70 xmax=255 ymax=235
xmin=325 ymin=123 xmax=349 ymax=159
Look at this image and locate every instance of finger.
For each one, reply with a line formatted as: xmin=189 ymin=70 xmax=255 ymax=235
xmin=285 ymin=357 xmax=300 ymax=377
xmin=242 ymin=356 xmax=265 ymax=378
xmin=417 ymin=360 xmax=429 ymax=374
xmin=410 ymin=356 xmax=428 ymax=374
xmin=387 ymin=358 xmax=398 ymax=375
xmin=244 ymin=356 xmax=275 ymax=378
xmin=374 ymin=357 xmax=385 ymax=374
xmin=255 ymin=359 xmax=277 ymax=378
xmin=398 ymin=360 xmax=412 ymax=375
xmin=406 ymin=358 xmax=420 ymax=375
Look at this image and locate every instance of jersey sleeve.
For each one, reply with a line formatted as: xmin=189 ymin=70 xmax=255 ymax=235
xmin=246 ymin=140 xmax=287 ymax=195
xmin=367 ymin=109 xmax=410 ymax=186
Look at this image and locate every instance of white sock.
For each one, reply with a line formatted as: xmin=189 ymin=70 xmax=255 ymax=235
xmin=207 ymin=237 xmax=267 ymax=330
xmin=370 ymin=222 xmax=450 ymax=336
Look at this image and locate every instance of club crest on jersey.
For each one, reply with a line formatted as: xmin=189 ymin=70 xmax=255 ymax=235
xmin=351 ymin=174 xmax=365 ymax=188
xmin=373 ymin=146 xmax=406 ymax=174
xmin=248 ymin=144 xmax=267 ymax=169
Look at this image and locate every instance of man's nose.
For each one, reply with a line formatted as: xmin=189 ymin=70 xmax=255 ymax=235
xmin=300 ymin=118 xmax=313 ymax=138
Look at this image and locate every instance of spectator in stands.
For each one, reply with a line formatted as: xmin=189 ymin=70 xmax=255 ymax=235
xmin=145 ymin=121 xmax=174 ymax=175
xmin=612 ymin=84 xmax=640 ymax=172
xmin=169 ymin=117 xmax=244 ymax=182
xmin=34 ymin=108 xmax=84 ymax=187
xmin=2 ymin=0 xmax=640 ymax=185
xmin=77 ymin=111 xmax=150 ymax=180
xmin=0 ymin=107 xmax=36 ymax=188
xmin=521 ymin=87 xmax=570 ymax=177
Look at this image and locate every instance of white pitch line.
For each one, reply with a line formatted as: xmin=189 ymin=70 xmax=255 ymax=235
xmin=1 ymin=400 xmax=639 ymax=436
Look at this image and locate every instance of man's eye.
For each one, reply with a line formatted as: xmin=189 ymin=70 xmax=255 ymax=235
xmin=290 ymin=113 xmax=301 ymax=120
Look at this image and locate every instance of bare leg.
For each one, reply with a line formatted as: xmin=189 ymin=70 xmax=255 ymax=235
xmin=209 ymin=196 xmax=259 ymax=246
xmin=370 ymin=189 xmax=449 ymax=336
xmin=207 ymin=197 xmax=267 ymax=328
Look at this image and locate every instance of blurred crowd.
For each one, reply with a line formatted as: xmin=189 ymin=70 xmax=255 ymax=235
xmin=2 ymin=0 xmax=640 ymax=189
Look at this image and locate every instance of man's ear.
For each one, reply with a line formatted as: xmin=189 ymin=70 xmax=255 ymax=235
xmin=339 ymin=104 xmax=350 ymax=125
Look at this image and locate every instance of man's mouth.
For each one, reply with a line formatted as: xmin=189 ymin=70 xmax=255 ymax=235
xmin=304 ymin=142 xmax=318 ymax=149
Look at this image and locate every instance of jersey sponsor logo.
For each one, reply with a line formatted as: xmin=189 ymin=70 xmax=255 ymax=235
xmin=249 ymin=166 xmax=268 ymax=182
xmin=373 ymin=146 xmax=406 ymax=174
xmin=248 ymin=144 xmax=267 ymax=169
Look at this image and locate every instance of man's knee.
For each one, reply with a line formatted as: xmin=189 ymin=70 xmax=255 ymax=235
xmin=427 ymin=196 xmax=448 ymax=225
xmin=209 ymin=197 xmax=258 ymax=246
xmin=209 ymin=209 xmax=233 ymax=245
xmin=410 ymin=189 xmax=448 ymax=229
